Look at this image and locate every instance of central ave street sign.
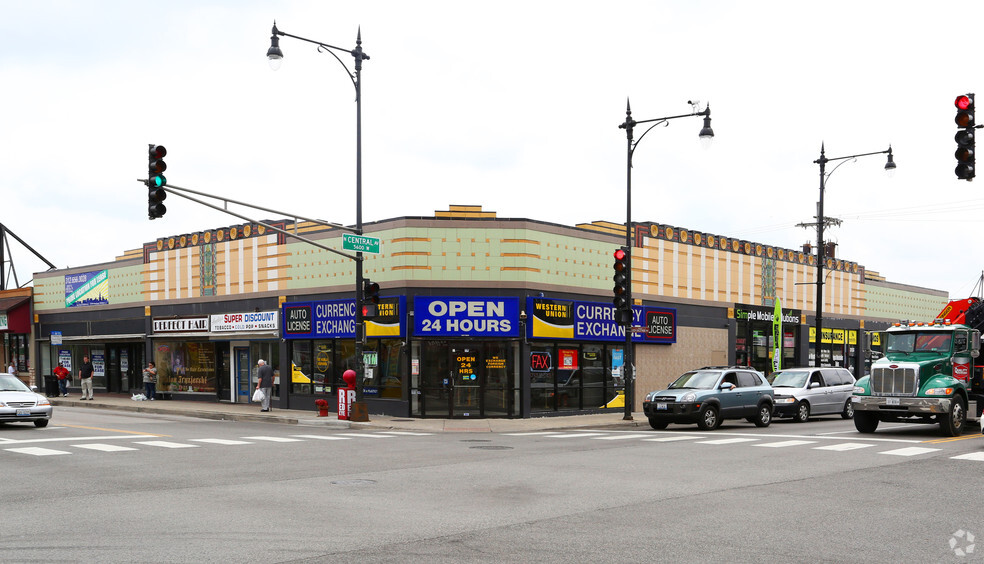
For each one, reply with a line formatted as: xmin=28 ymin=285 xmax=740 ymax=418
xmin=342 ymin=234 xmax=381 ymax=254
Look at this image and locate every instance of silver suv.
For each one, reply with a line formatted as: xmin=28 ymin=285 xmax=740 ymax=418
xmin=769 ymin=367 xmax=856 ymax=422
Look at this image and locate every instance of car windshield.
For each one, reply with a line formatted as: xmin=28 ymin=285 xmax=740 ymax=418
xmin=886 ymin=332 xmax=952 ymax=354
xmin=0 ymin=374 xmax=31 ymax=392
xmin=668 ymin=371 xmax=720 ymax=390
xmin=771 ymin=370 xmax=809 ymax=388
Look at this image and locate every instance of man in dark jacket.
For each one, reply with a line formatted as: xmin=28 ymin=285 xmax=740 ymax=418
xmin=256 ymin=359 xmax=274 ymax=412
xmin=79 ymin=356 xmax=94 ymax=400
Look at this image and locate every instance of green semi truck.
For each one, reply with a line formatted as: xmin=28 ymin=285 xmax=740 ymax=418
xmin=853 ymin=297 xmax=984 ymax=436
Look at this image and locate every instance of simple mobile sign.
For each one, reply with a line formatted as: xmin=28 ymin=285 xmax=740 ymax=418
xmin=342 ymin=234 xmax=381 ymax=254
xmin=413 ymin=297 xmax=520 ymax=337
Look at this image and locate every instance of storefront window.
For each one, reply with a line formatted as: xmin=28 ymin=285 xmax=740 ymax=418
xmin=154 ymin=341 xmax=217 ymax=393
xmin=250 ymin=342 xmax=279 ymax=398
xmin=5 ymin=333 xmax=29 ymax=373
xmin=291 ymin=341 xmax=312 ymax=395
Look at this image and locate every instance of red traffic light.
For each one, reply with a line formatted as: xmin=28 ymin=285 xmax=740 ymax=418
xmin=956 ymin=95 xmax=973 ymax=111
xmin=613 ymin=248 xmax=626 ymax=261
xmin=149 ymin=145 xmax=167 ymax=159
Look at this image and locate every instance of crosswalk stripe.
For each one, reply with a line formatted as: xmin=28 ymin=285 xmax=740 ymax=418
xmin=592 ymin=434 xmax=654 ymax=441
xmin=290 ymin=435 xmax=352 ymax=441
xmin=697 ymin=438 xmax=759 ymax=445
xmin=755 ymin=440 xmax=817 ymax=448
xmin=135 ymin=441 xmax=199 ymax=449
xmin=241 ymin=436 xmax=305 ymax=442
xmin=502 ymin=432 xmax=559 ymax=436
xmin=813 ymin=443 xmax=874 ymax=451
xmin=339 ymin=433 xmax=393 ymax=438
xmin=5 ymin=446 xmax=70 ymax=456
xmin=545 ymin=433 xmax=607 ymax=439
xmin=375 ymin=432 xmax=433 ymax=436
xmin=190 ymin=438 xmax=252 ymax=445
xmin=950 ymin=452 xmax=984 ymax=461
xmin=642 ymin=436 xmax=701 ymax=442
xmin=879 ymin=447 xmax=940 ymax=457
xmin=74 ymin=443 xmax=138 ymax=452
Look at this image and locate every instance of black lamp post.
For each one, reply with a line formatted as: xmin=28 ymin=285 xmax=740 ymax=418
xmin=812 ymin=144 xmax=895 ymax=368
xmin=618 ymin=99 xmax=714 ymax=420
xmin=268 ymin=22 xmax=371 ymax=413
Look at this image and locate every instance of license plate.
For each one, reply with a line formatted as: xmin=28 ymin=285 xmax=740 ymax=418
xmin=16 ymin=409 xmax=30 ymax=416
xmin=657 ymin=402 xmax=667 ymax=410
xmin=886 ymin=398 xmax=900 ymax=406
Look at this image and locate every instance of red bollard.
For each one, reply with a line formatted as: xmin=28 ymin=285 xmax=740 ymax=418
xmin=338 ymin=369 xmax=356 ymax=420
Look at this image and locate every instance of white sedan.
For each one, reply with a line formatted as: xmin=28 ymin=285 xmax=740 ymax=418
xmin=0 ymin=373 xmax=52 ymax=428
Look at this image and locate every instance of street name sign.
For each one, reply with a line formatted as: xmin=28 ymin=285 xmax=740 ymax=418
xmin=342 ymin=234 xmax=381 ymax=254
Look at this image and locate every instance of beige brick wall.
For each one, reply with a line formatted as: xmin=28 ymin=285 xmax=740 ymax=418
xmin=634 ymin=326 xmax=729 ymax=411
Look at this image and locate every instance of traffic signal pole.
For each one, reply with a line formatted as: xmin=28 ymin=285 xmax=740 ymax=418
xmin=618 ymin=100 xmax=714 ymax=421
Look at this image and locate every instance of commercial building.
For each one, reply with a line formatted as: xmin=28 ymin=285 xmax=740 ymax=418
xmin=31 ymin=205 xmax=947 ymax=418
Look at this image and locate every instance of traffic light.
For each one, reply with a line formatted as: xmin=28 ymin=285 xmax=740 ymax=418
xmin=362 ymin=279 xmax=380 ymax=317
xmin=612 ymin=247 xmax=629 ymax=311
xmin=955 ymin=94 xmax=975 ymax=181
xmin=147 ymin=145 xmax=168 ymax=219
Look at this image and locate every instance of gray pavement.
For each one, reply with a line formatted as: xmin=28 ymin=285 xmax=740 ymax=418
xmin=46 ymin=393 xmax=647 ymax=433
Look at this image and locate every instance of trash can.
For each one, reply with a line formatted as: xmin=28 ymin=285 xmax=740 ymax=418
xmin=43 ymin=375 xmax=59 ymax=397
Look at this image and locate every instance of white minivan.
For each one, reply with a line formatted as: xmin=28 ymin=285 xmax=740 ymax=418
xmin=769 ymin=367 xmax=856 ymax=422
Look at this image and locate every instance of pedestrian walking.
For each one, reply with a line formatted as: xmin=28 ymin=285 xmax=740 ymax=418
xmin=79 ymin=355 xmax=94 ymax=400
xmin=7 ymin=361 xmax=14 ymax=374
xmin=256 ymin=359 xmax=274 ymax=412
xmin=142 ymin=361 xmax=157 ymax=400
xmin=53 ymin=362 xmax=71 ymax=397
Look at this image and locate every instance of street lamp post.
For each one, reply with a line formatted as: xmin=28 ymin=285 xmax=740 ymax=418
xmin=618 ymin=99 xmax=714 ymax=420
xmin=812 ymin=144 xmax=895 ymax=368
xmin=268 ymin=22 xmax=372 ymax=416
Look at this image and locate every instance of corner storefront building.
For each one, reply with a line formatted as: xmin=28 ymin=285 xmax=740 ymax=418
xmin=31 ymin=205 xmax=947 ymax=418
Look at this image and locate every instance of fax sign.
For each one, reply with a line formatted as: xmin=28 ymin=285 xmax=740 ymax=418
xmin=342 ymin=234 xmax=381 ymax=254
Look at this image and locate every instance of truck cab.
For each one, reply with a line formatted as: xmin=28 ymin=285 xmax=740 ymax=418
xmin=853 ymin=320 xmax=982 ymax=436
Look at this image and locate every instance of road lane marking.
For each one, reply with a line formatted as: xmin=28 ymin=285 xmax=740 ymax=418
xmin=502 ymin=432 xmax=557 ymax=436
xmin=951 ymin=452 xmax=984 ymax=461
xmin=190 ymin=439 xmax=252 ymax=445
xmin=0 ymin=435 xmax=161 ymax=445
xmin=375 ymin=432 xmax=434 ymax=436
xmin=135 ymin=441 xmax=199 ymax=449
xmin=696 ymin=438 xmax=760 ymax=445
xmin=74 ymin=443 xmax=138 ymax=452
xmin=544 ymin=433 xmax=607 ymax=439
xmin=642 ymin=436 xmax=701 ymax=442
xmin=241 ymin=436 xmax=304 ymax=442
xmin=755 ymin=440 xmax=817 ymax=448
xmin=5 ymin=447 xmax=70 ymax=456
xmin=591 ymin=434 xmax=654 ymax=440
xmin=879 ymin=447 xmax=940 ymax=456
xmin=813 ymin=443 xmax=875 ymax=451
xmin=59 ymin=424 xmax=167 ymax=437
xmin=339 ymin=433 xmax=394 ymax=438
xmin=290 ymin=435 xmax=352 ymax=441
xmin=924 ymin=434 xmax=984 ymax=444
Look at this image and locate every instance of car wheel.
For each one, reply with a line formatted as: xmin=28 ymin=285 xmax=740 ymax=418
xmin=696 ymin=405 xmax=719 ymax=430
xmin=841 ymin=399 xmax=855 ymax=420
xmin=754 ymin=403 xmax=772 ymax=427
xmin=648 ymin=418 xmax=669 ymax=430
xmin=794 ymin=402 xmax=810 ymax=423
xmin=939 ymin=396 xmax=966 ymax=437
xmin=33 ymin=419 xmax=49 ymax=428
xmin=854 ymin=411 xmax=879 ymax=433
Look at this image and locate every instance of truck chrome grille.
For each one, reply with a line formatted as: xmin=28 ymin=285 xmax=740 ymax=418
xmin=871 ymin=367 xmax=917 ymax=396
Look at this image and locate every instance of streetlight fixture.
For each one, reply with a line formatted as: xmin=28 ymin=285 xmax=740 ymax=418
xmin=617 ymin=99 xmax=713 ymax=420
xmin=267 ymin=21 xmax=371 ymax=418
xmin=812 ymin=143 xmax=895 ymax=368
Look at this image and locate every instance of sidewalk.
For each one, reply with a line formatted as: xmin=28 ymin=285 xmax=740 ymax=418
xmin=47 ymin=394 xmax=648 ymax=433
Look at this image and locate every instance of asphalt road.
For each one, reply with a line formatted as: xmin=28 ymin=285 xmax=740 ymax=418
xmin=2 ymin=408 xmax=982 ymax=563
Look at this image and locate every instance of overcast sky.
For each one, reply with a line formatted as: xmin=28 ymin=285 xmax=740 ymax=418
xmin=2 ymin=1 xmax=982 ymax=300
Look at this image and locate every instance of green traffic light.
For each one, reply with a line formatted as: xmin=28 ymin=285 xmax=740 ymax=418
xmin=150 ymin=174 xmax=166 ymax=187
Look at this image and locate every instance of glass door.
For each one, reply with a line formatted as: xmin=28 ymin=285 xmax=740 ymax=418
xmin=451 ymin=346 xmax=482 ymax=417
xmin=235 ymin=347 xmax=251 ymax=403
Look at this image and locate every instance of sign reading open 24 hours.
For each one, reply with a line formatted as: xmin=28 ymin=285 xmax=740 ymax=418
xmin=413 ymin=297 xmax=520 ymax=337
